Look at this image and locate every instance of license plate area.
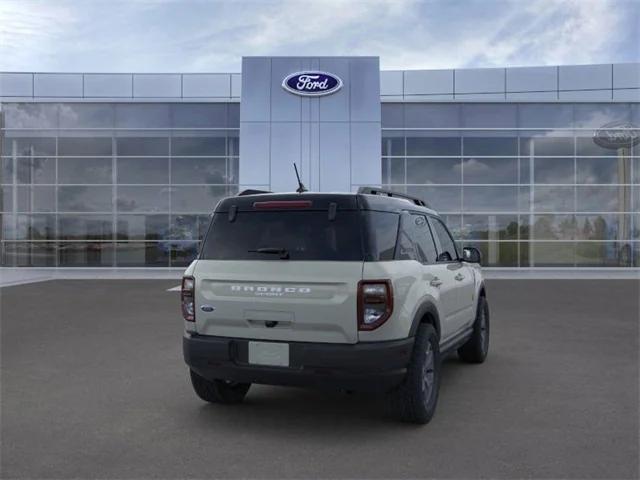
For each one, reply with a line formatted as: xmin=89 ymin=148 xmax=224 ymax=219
xmin=248 ymin=341 xmax=290 ymax=367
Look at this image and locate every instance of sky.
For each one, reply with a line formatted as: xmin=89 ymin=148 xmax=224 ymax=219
xmin=0 ymin=0 xmax=638 ymax=73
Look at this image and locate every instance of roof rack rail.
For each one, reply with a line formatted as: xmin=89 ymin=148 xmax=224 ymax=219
xmin=238 ymin=189 xmax=272 ymax=196
xmin=357 ymin=187 xmax=429 ymax=208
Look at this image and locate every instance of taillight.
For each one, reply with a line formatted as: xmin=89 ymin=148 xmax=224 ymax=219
xmin=181 ymin=276 xmax=195 ymax=322
xmin=357 ymin=280 xmax=393 ymax=331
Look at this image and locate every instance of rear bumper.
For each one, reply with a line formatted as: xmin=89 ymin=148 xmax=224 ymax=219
xmin=183 ymin=333 xmax=414 ymax=392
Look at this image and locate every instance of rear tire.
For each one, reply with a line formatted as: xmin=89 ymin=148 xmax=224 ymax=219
xmin=388 ymin=324 xmax=440 ymax=424
xmin=189 ymin=370 xmax=251 ymax=404
xmin=457 ymin=295 xmax=490 ymax=364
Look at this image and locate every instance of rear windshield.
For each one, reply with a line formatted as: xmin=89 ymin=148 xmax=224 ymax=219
xmin=200 ymin=210 xmax=365 ymax=261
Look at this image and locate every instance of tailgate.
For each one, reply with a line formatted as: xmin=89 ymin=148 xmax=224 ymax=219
xmin=194 ymin=260 xmax=362 ymax=344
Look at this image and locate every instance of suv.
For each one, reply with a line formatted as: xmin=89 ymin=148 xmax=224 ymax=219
xmin=182 ymin=187 xmax=489 ymax=424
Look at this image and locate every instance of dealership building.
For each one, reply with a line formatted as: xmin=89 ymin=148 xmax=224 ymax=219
xmin=0 ymin=57 xmax=638 ymax=270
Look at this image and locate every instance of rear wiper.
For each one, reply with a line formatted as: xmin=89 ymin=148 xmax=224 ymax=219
xmin=248 ymin=247 xmax=290 ymax=259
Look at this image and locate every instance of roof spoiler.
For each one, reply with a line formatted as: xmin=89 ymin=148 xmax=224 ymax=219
xmin=238 ymin=189 xmax=272 ymax=196
xmin=357 ymin=187 xmax=429 ymax=208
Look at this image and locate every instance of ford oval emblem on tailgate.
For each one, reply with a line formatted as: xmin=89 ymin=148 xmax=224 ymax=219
xmin=200 ymin=305 xmax=215 ymax=312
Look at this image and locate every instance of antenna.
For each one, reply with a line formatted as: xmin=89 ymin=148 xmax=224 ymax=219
xmin=293 ymin=163 xmax=308 ymax=193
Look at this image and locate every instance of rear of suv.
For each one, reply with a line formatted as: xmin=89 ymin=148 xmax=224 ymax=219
xmin=182 ymin=187 xmax=489 ymax=424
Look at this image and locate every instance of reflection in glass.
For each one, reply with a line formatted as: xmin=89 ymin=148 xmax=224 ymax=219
xmin=171 ymin=186 xmax=227 ymax=213
xmin=532 ymin=157 xmax=574 ymax=184
xmin=58 ymin=186 xmax=112 ymax=212
xmin=116 ymin=186 xmax=169 ymax=212
xmin=462 ymin=215 xmax=518 ymax=240
xmin=532 ymin=214 xmax=575 ymax=240
xmin=407 ymin=158 xmax=461 ymax=184
xmin=575 ymin=242 xmax=632 ymax=267
xmin=116 ymin=215 xmax=169 ymax=240
xmin=171 ymin=136 xmax=226 ymax=156
xmin=2 ymin=104 xmax=58 ymax=128
xmin=169 ymin=241 xmax=199 ymax=267
xmin=169 ymin=214 xmax=211 ymax=240
xmin=533 ymin=186 xmax=575 ymax=212
xmin=58 ymin=242 xmax=114 ymax=267
xmin=115 ymin=242 xmax=169 ymax=267
xmin=2 ymin=242 xmax=57 ymax=267
xmin=524 ymin=242 xmax=575 ymax=267
xmin=116 ymin=137 xmax=168 ymax=156
xmin=463 ymin=241 xmax=518 ymax=267
xmin=463 ymin=186 xmax=519 ymax=212
xmin=406 ymin=136 xmax=461 ymax=156
xmin=114 ymin=104 xmax=170 ymax=128
xmin=462 ymin=158 xmax=517 ymax=184
xmin=381 ymin=135 xmax=404 ymax=156
xmin=17 ymin=186 xmax=56 ymax=212
xmin=59 ymin=158 xmax=112 ymax=184
xmin=171 ymin=158 xmax=227 ymax=184
xmin=1 ymin=186 xmax=12 ymax=211
xmin=576 ymin=186 xmax=629 ymax=212
xmin=17 ymin=157 xmax=56 ymax=184
xmin=59 ymin=215 xmax=113 ymax=240
xmin=117 ymin=158 xmax=169 ymax=184
xmin=463 ymin=137 xmax=518 ymax=156
xmin=172 ymin=104 xmax=228 ymax=128
xmin=575 ymin=214 xmax=630 ymax=241
xmin=2 ymin=137 xmax=55 ymax=156
xmin=520 ymin=137 xmax=573 ymax=156
xmin=1 ymin=158 xmax=13 ymax=184
xmin=58 ymin=137 xmax=112 ymax=156
xmin=8 ymin=214 xmax=56 ymax=240
xmin=58 ymin=104 xmax=115 ymax=128
xmin=576 ymin=157 xmax=631 ymax=184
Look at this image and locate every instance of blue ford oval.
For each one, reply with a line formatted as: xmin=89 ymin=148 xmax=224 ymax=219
xmin=282 ymin=71 xmax=343 ymax=97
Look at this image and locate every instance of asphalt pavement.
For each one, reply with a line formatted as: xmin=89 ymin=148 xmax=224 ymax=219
xmin=1 ymin=279 xmax=638 ymax=479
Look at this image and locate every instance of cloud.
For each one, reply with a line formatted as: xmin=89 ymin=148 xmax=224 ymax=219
xmin=0 ymin=0 xmax=636 ymax=73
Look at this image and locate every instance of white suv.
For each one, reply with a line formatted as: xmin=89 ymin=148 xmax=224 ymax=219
xmin=182 ymin=187 xmax=489 ymax=424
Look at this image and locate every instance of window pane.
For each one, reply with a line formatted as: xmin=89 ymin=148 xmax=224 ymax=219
xmin=533 ymin=186 xmax=575 ymax=212
xmin=430 ymin=217 xmax=458 ymax=260
xmin=169 ymin=214 xmax=210 ymax=240
xmin=463 ymin=186 xmax=519 ymax=212
xmin=2 ymin=137 xmax=56 ymax=156
xmin=17 ymin=186 xmax=56 ymax=212
xmin=462 ymin=105 xmax=517 ymax=128
xmin=58 ymin=137 xmax=112 ymax=156
xmin=171 ymin=104 xmax=228 ymax=128
xmin=116 ymin=186 xmax=169 ymax=212
xmin=171 ymin=186 xmax=227 ymax=212
xmin=406 ymin=136 xmax=461 ymax=156
xmin=576 ymin=136 xmax=625 ymax=156
xmin=114 ymin=104 xmax=170 ymax=128
xmin=58 ymin=186 xmax=112 ymax=212
xmin=363 ymin=211 xmax=399 ymax=261
xmin=117 ymin=158 xmax=169 ymax=184
xmin=382 ymin=104 xmax=403 ymax=128
xmin=117 ymin=214 xmax=169 ymax=240
xmin=462 ymin=215 xmax=519 ymax=240
xmin=171 ymin=136 xmax=226 ymax=156
xmin=3 ymin=104 xmax=58 ymax=128
xmin=463 ymin=137 xmax=518 ymax=156
xmin=573 ymin=104 xmax=631 ymax=128
xmin=115 ymin=242 xmax=169 ymax=267
xmin=404 ymin=104 xmax=460 ymax=128
xmin=525 ymin=242 xmax=575 ymax=267
xmin=575 ymin=242 xmax=632 ymax=267
xmin=531 ymin=214 xmax=576 ymax=240
xmin=576 ymin=186 xmax=631 ymax=212
xmin=2 ymin=242 xmax=57 ymax=267
xmin=576 ymin=157 xmax=631 ymax=184
xmin=532 ymin=158 xmax=575 ymax=184
xmin=59 ymin=215 xmax=113 ymax=240
xmin=439 ymin=214 xmax=462 ymax=240
xmin=462 ymin=158 xmax=517 ymax=184
xmin=116 ymin=137 xmax=168 ymax=156
xmin=381 ymin=135 xmax=404 ymax=156
xmin=59 ymin=104 xmax=114 ymax=128
xmin=59 ymin=158 xmax=112 ymax=184
xmin=1 ymin=158 xmax=13 ymax=184
xmin=406 ymin=186 xmax=461 ymax=212
xmin=520 ymin=137 xmax=573 ymax=156
xmin=0 ymin=214 xmax=54 ymax=240
xmin=407 ymin=158 xmax=461 ymax=184
xmin=17 ymin=157 xmax=55 ymax=184
xmin=171 ymin=158 xmax=227 ymax=184
xmin=576 ymin=214 xmax=631 ymax=241
xmin=633 ymin=215 xmax=640 ymax=240
xmin=58 ymin=242 xmax=114 ymax=266
xmin=1 ymin=186 xmax=12 ymax=211
xmin=518 ymin=104 xmax=573 ymax=129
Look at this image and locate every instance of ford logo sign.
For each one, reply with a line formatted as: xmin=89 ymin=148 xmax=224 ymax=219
xmin=282 ymin=71 xmax=343 ymax=97
xmin=593 ymin=121 xmax=640 ymax=149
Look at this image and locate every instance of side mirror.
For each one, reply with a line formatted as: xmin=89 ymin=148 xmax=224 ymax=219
xmin=462 ymin=247 xmax=482 ymax=264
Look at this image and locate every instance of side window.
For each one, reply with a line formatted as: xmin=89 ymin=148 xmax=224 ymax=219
xmin=430 ymin=217 xmax=458 ymax=262
xmin=395 ymin=213 xmax=438 ymax=263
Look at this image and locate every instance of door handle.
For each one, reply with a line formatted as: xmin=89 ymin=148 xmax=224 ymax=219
xmin=430 ymin=277 xmax=443 ymax=287
xmin=454 ymin=273 xmax=465 ymax=281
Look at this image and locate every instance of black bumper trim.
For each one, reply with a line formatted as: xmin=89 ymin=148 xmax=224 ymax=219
xmin=183 ymin=333 xmax=414 ymax=392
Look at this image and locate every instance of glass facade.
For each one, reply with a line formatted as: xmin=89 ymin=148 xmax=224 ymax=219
xmin=1 ymin=100 xmax=638 ymax=268
xmin=382 ymin=103 xmax=640 ymax=267
xmin=0 ymin=103 xmax=239 ymax=267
